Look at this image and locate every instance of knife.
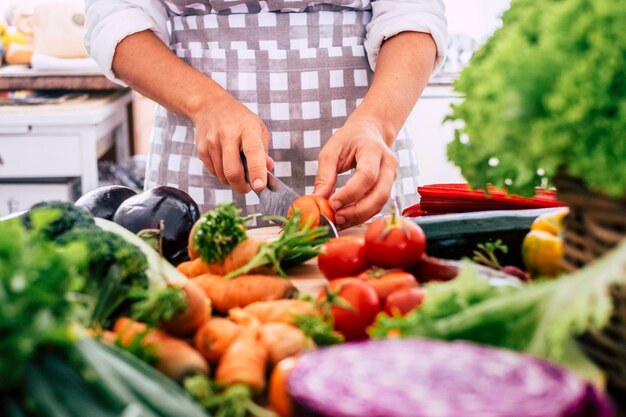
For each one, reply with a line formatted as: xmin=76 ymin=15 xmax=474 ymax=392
xmin=240 ymin=152 xmax=338 ymax=238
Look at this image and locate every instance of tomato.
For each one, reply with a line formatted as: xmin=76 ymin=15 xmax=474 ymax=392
xmin=318 ymin=278 xmax=380 ymax=341
xmin=364 ymin=213 xmax=426 ymax=268
xmin=358 ymin=269 xmax=417 ymax=302
xmin=384 ymin=287 xmax=426 ymax=316
xmin=318 ymin=237 xmax=370 ymax=280
xmin=288 ymin=195 xmax=335 ymax=228
xmin=269 ymin=356 xmax=299 ymax=417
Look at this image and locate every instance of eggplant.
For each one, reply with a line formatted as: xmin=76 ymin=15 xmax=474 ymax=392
xmin=112 ymin=186 xmax=200 ymax=265
xmin=75 ymin=185 xmax=138 ymax=220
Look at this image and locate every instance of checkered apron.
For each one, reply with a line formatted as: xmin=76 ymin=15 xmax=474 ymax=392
xmin=146 ymin=0 xmax=420 ymax=226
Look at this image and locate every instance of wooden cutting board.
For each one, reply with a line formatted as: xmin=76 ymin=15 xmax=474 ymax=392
xmin=247 ymin=225 xmax=366 ymax=296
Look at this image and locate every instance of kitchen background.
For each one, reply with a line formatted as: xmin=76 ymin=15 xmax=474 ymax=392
xmin=0 ymin=0 xmax=510 ymax=216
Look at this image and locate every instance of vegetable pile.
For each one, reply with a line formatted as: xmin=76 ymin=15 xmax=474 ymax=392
xmin=0 ymin=206 xmax=207 ymax=417
xmin=446 ymin=0 xmax=626 ymax=198
xmin=3 ymin=187 xmax=621 ymax=417
xmin=93 ymin=199 xmax=335 ymax=417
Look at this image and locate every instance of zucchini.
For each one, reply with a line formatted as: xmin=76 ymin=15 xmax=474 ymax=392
xmin=413 ymin=208 xmax=562 ymax=268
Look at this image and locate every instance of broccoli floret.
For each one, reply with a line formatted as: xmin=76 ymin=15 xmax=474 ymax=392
xmin=57 ymin=227 xmax=149 ymax=325
xmin=58 ymin=228 xmax=147 ymax=285
xmin=22 ymin=201 xmax=96 ymax=240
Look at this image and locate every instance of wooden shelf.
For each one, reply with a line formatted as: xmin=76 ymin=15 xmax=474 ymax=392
xmin=0 ymin=65 xmax=123 ymax=91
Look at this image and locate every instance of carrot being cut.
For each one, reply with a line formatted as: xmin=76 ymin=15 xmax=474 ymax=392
xmin=192 ymin=273 xmax=297 ymax=313
xmin=241 ymin=299 xmax=319 ymax=325
xmin=194 ymin=317 xmax=241 ymax=364
xmin=215 ymin=320 xmax=268 ymax=390
xmin=131 ymin=281 xmax=211 ymax=337
xmin=287 ymin=195 xmax=335 ymax=228
xmin=113 ymin=317 xmax=209 ymax=382
xmin=259 ymin=322 xmax=312 ymax=366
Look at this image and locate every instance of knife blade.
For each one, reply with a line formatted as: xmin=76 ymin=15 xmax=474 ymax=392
xmin=240 ymin=152 xmax=339 ymax=238
xmin=241 ymin=152 xmax=298 ymax=218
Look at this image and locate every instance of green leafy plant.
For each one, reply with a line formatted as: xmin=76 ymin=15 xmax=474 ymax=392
xmin=446 ymin=0 xmax=626 ymax=197
xmin=193 ymin=202 xmax=249 ymax=264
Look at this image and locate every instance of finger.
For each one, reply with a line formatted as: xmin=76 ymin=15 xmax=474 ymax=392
xmin=334 ymin=156 xmax=396 ymax=229
xmin=242 ymin=127 xmax=268 ymax=192
xmin=207 ymin=135 xmax=228 ymax=185
xmin=314 ymin=147 xmax=340 ymax=200
xmin=329 ymin=146 xmax=383 ymax=212
xmin=266 ymin=155 xmax=275 ymax=171
xmin=221 ymin=133 xmax=250 ymax=194
xmin=195 ymin=131 xmax=217 ymax=177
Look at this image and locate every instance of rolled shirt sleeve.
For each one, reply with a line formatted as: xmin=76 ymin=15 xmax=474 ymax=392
xmin=365 ymin=0 xmax=448 ymax=74
xmin=84 ymin=0 xmax=169 ymax=85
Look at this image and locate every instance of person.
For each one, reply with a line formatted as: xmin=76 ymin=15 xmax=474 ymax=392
xmin=85 ymin=0 xmax=447 ymax=229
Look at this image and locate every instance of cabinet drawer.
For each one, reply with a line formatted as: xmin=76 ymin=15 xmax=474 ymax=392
xmin=0 ymin=135 xmax=81 ymax=178
xmin=0 ymin=179 xmax=81 ymax=216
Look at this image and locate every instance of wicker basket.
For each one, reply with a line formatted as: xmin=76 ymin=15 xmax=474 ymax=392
xmin=554 ymin=174 xmax=626 ymax=272
xmin=554 ymin=174 xmax=626 ymax=415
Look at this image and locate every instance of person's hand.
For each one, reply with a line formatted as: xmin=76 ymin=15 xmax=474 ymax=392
xmin=314 ymin=118 xmax=398 ymax=229
xmin=190 ymin=92 xmax=273 ymax=194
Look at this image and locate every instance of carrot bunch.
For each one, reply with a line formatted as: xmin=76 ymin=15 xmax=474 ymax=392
xmin=101 ymin=278 xmax=323 ymax=417
xmin=188 ymin=307 xmax=315 ymax=417
xmin=179 ymin=203 xmax=330 ymax=280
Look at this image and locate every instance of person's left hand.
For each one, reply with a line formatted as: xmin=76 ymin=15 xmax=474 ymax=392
xmin=314 ymin=118 xmax=398 ymax=229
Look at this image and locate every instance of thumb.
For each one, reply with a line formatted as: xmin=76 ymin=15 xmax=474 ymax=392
xmin=314 ymin=149 xmax=338 ymax=198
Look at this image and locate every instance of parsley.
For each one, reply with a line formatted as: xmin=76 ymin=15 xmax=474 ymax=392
xmin=193 ymin=203 xmax=249 ymax=264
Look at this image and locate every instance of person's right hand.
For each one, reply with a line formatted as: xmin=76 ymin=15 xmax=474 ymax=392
xmin=190 ymin=91 xmax=273 ymax=194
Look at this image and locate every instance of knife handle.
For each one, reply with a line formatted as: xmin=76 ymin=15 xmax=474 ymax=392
xmin=240 ymin=151 xmax=251 ymax=185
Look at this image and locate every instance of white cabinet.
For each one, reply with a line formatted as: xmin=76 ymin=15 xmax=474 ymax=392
xmin=0 ymin=134 xmax=82 ymax=178
xmin=0 ymin=91 xmax=132 ymax=216
xmin=0 ymin=180 xmax=81 ymax=214
xmin=405 ymin=84 xmax=466 ymax=186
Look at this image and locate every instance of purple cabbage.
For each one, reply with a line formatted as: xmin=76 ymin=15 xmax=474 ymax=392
xmin=288 ymin=339 xmax=613 ymax=417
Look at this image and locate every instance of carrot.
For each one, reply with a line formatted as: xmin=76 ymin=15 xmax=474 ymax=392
xmin=159 ymin=281 xmax=212 ymax=336
xmin=186 ymin=257 xmax=226 ymax=277
xmin=287 ymin=195 xmax=335 ymax=228
xmin=176 ymin=260 xmax=194 ymax=277
xmin=241 ymin=299 xmax=319 ymax=325
xmin=223 ymin=239 xmax=273 ymax=274
xmin=113 ymin=317 xmax=209 ymax=382
xmin=215 ymin=321 xmax=268 ymax=390
xmin=259 ymin=322 xmax=311 ymax=366
xmin=131 ymin=281 xmax=212 ymax=337
xmin=359 ymin=270 xmax=418 ymax=301
xmin=192 ymin=273 xmax=297 ymax=313
xmin=194 ymin=318 xmax=241 ymax=364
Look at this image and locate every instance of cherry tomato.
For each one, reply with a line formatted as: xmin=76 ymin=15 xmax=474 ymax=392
xmin=364 ymin=213 xmax=426 ymax=268
xmin=288 ymin=195 xmax=335 ymax=228
xmin=384 ymin=287 xmax=426 ymax=316
xmin=358 ymin=269 xmax=417 ymax=302
xmin=318 ymin=237 xmax=370 ymax=280
xmin=318 ymin=278 xmax=380 ymax=341
xmin=269 ymin=356 xmax=299 ymax=417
